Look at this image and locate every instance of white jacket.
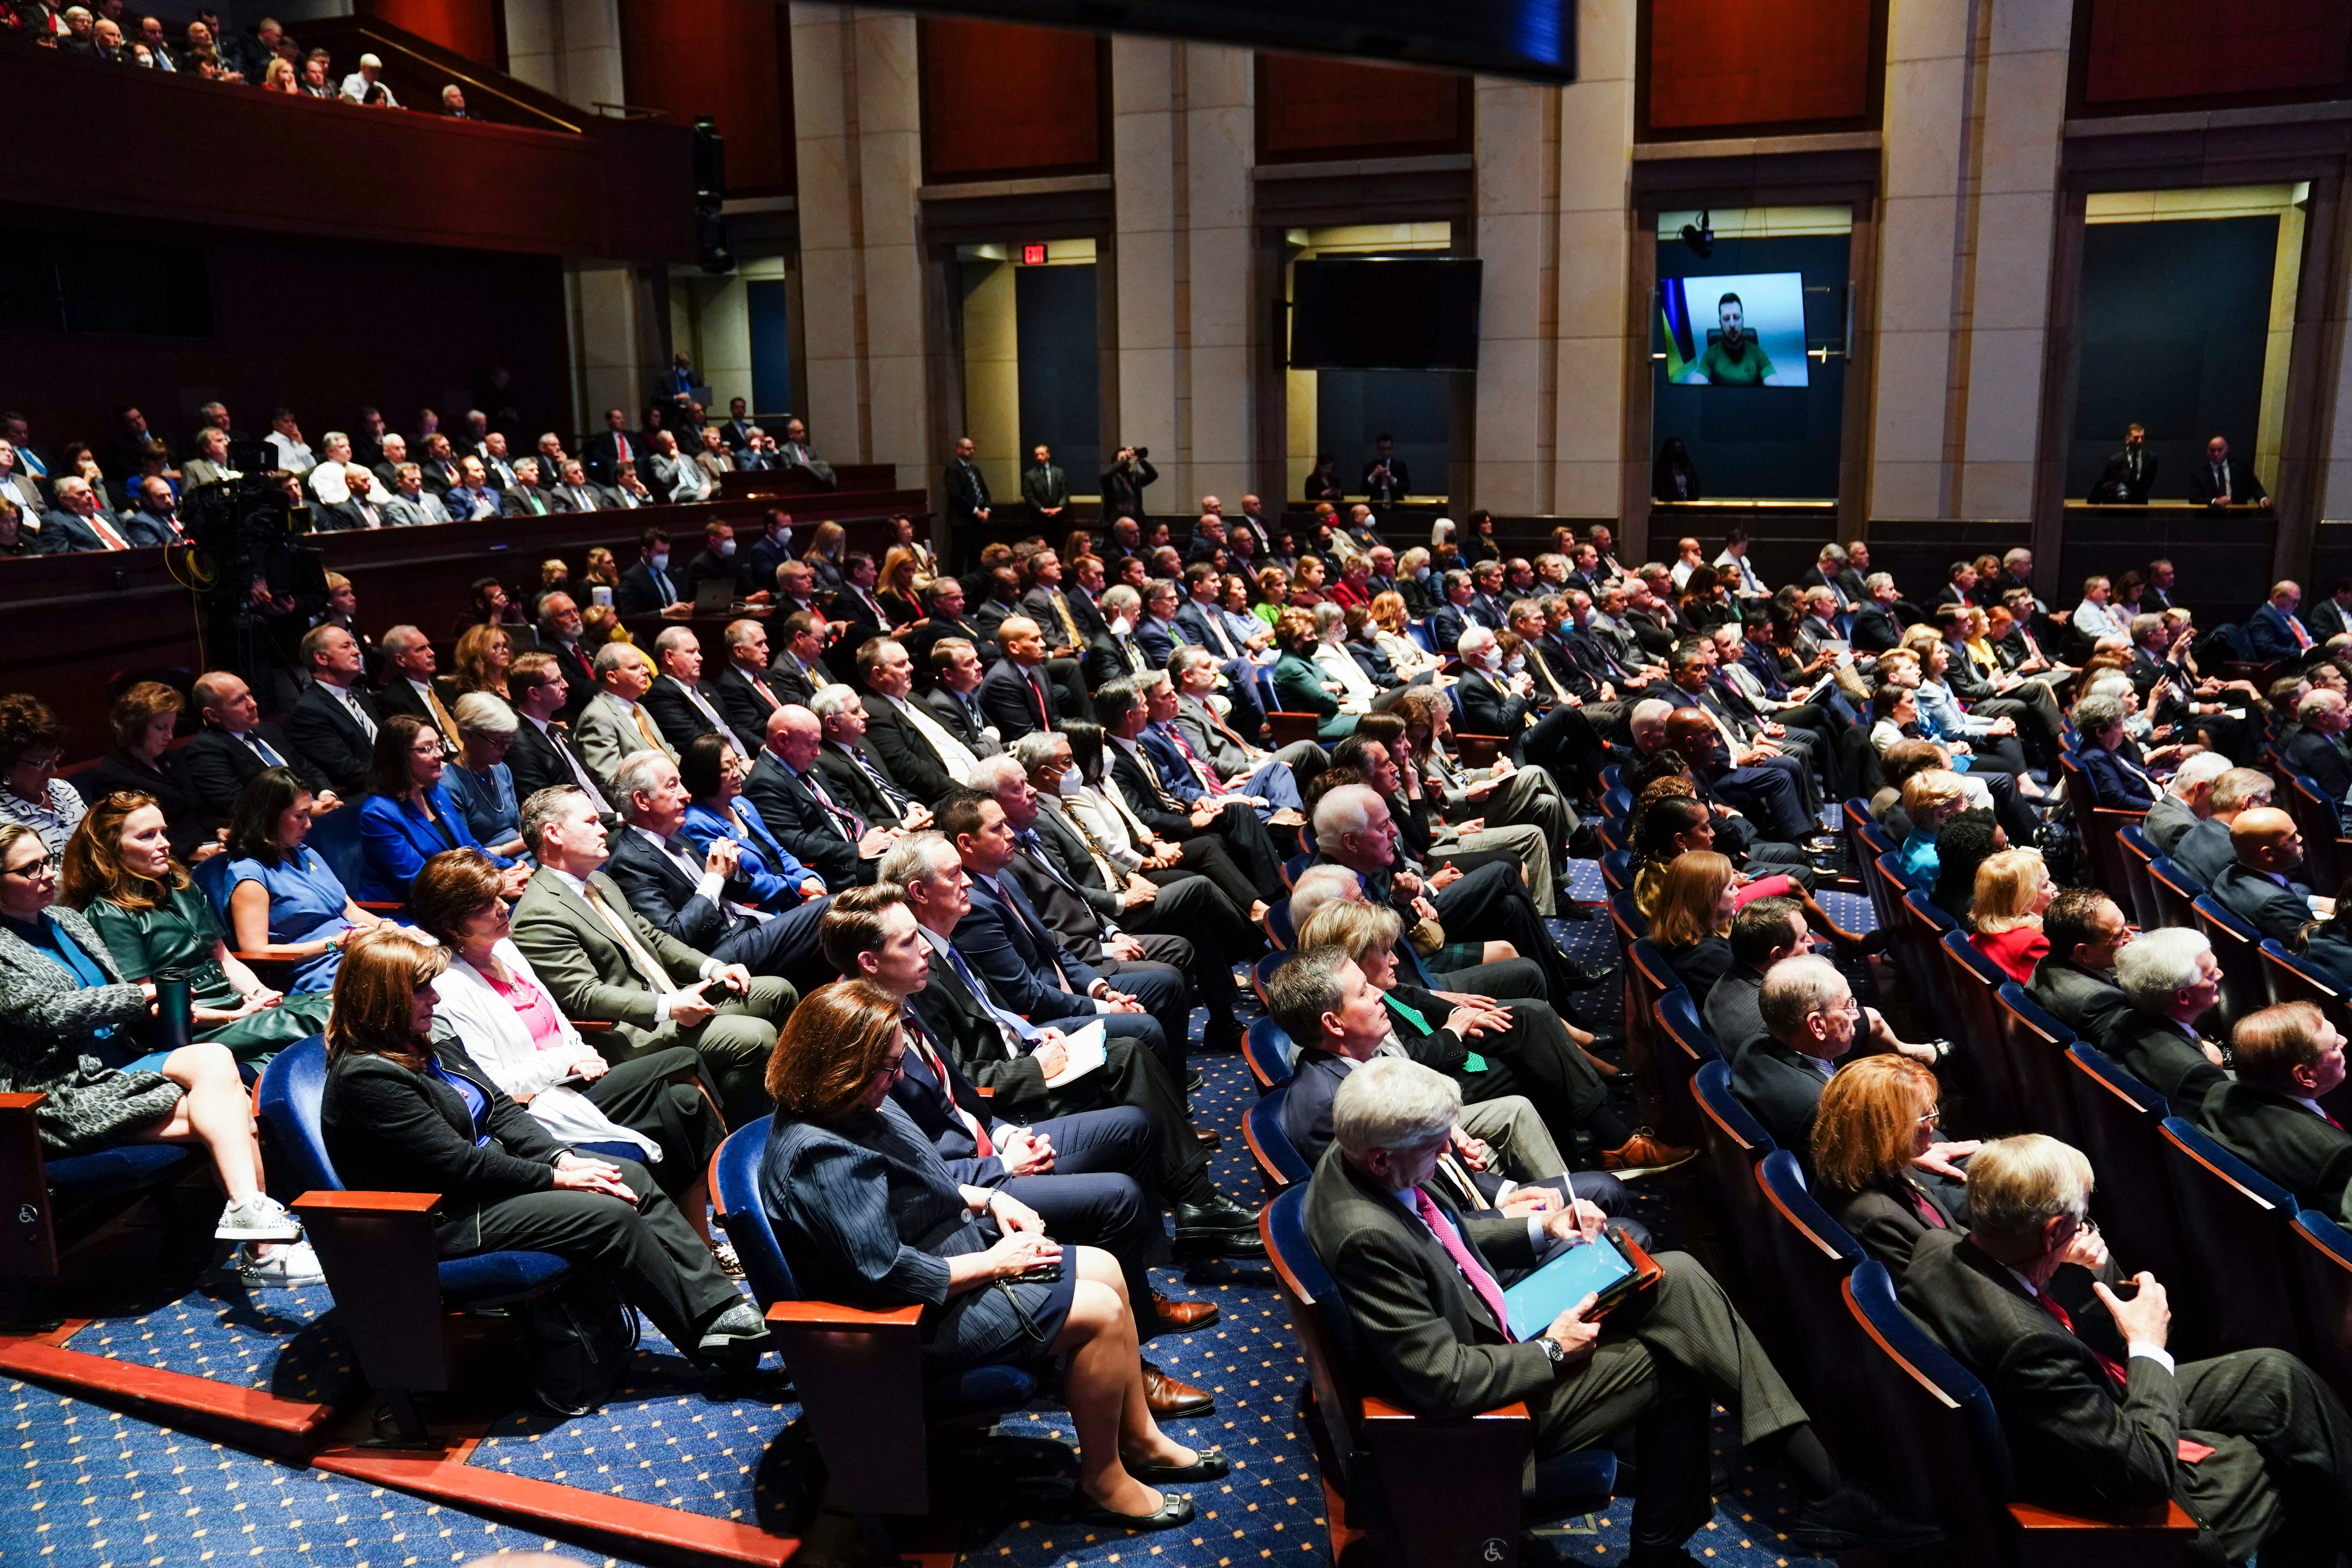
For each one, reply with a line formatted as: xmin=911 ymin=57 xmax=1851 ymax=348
xmin=431 ymin=939 xmax=659 ymax=1160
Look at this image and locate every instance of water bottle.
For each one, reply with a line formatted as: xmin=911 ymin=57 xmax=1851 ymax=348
xmin=151 ymin=966 xmax=194 ymax=1055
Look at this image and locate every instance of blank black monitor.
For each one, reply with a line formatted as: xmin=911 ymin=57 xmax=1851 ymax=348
xmin=1289 ymin=258 xmax=1482 ymax=372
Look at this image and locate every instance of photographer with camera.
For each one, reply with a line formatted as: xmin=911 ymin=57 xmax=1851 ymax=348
xmin=1100 ymin=444 xmax=1157 ymax=522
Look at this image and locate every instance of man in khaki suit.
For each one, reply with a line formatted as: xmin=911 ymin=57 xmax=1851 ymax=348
xmin=509 ymin=784 xmax=792 ymax=1125
xmin=572 ymin=642 xmax=677 ymax=800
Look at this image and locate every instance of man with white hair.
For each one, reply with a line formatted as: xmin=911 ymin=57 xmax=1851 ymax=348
xmin=2145 ymin=748 xmax=2233 ymax=856
xmin=2282 ymin=688 xmax=2352 ymax=804
xmin=742 ymin=704 xmax=900 ymax=888
xmin=1305 ymin=1054 xmax=1941 ymax=1561
xmin=599 ymin=750 xmax=835 ymax=993
xmin=1903 ymin=1134 xmax=2352 ymax=1567
xmin=305 ymin=433 xmax=392 ymax=508
xmin=37 ymin=475 xmax=129 ymax=553
xmin=572 ymin=642 xmax=673 ymax=800
xmin=1733 ymin=956 xmax=1975 ymax=1181
xmin=856 ymin=636 xmax=976 ymax=803
xmin=1455 ymin=622 xmax=1614 ymax=795
xmin=809 ymin=684 xmax=929 ymax=833
xmin=640 ymin=626 xmax=742 ymax=756
xmin=339 ymin=51 xmax=396 ymax=103
xmin=374 ymin=624 xmax=461 ymax=750
xmin=2107 ymin=927 xmax=2230 ymax=1111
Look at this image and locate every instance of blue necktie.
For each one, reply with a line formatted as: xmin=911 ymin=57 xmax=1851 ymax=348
xmin=242 ymin=732 xmax=284 ymax=767
xmin=940 ymin=942 xmax=1045 ymax=1048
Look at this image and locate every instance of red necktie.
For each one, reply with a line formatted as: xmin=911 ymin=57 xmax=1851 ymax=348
xmin=1160 ymin=723 xmax=1226 ymax=793
xmin=907 ymin=1018 xmax=990 ymax=1157
xmin=1907 ymin=1185 xmax=1948 ymax=1229
xmin=2030 ymin=1289 xmax=2127 ymax=1392
xmin=1028 ymin=672 xmax=1050 ymax=728
xmin=2319 ymin=1105 xmax=2344 ymax=1131
xmin=1415 ymin=1188 xmax=1512 ymax=1338
xmin=89 ymin=517 xmax=129 ymax=550
xmin=617 ymin=434 xmax=631 ymax=463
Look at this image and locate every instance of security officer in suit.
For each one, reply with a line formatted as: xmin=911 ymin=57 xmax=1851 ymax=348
xmin=2087 ymin=423 xmax=2158 ymax=503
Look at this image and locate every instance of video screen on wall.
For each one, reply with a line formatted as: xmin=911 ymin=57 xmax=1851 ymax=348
xmin=1659 ymin=273 xmax=1808 ymax=388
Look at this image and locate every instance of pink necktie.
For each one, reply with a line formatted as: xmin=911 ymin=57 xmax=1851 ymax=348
xmin=1415 ymin=1188 xmax=1512 ymax=1338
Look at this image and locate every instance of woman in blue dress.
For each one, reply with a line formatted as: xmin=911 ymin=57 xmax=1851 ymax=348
xmin=441 ymin=693 xmax=528 ymax=861
xmin=356 ymin=715 xmax=526 ymax=903
xmin=759 ymin=980 xmax=1216 ymax=1532
xmin=677 ymin=734 xmax=826 ymax=907
xmin=223 ymin=766 xmax=383 ymax=992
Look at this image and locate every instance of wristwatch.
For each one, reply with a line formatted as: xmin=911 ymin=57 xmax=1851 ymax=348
xmin=1537 ymin=1335 xmax=1568 ymax=1373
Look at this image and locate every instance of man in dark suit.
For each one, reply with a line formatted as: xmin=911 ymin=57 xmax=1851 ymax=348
xmin=2087 ymin=422 xmax=2159 ymax=503
xmin=901 ymin=578 xmax=1001 ymax=675
xmin=1099 ymin=446 xmax=1156 ymax=520
xmin=741 ymin=706 xmax=898 ymax=889
xmin=283 ymin=624 xmax=382 ymax=797
xmin=525 ymin=593 xmax=596 ymax=724
xmin=2306 ymin=578 xmax=2352 ymax=643
xmin=180 ymin=671 xmax=328 ymax=820
xmin=1728 ymin=955 xmax=1857 ymax=1173
xmin=614 ymin=528 xmax=690 ymax=619
xmin=1900 ymin=1135 xmax=2352 ymax=1568
xmin=640 ymin=627 xmax=744 ymax=757
xmin=976 ymin=619 xmax=1062 ymax=744
xmin=707 ymin=620 xmax=795 ymax=748
xmin=2202 ymin=1001 xmax=2352 ymax=1223
xmin=1100 ymin=681 xmax=1290 ymax=898
xmin=37 ymin=477 xmax=124 ymax=554
xmin=855 ymin=637 xmax=973 ymax=805
xmin=2174 ymin=767 xmax=2273 ymax=886
xmin=1427 ymin=572 xmax=1479 ymax=659
xmin=969 ymin=753 xmax=1237 ymax=1053
xmin=825 ymin=553 xmax=891 ymax=678
xmin=943 ymin=436 xmax=991 ymax=535
xmin=2210 ymin=807 xmax=2321 ymax=944
xmin=2249 ymin=581 xmax=2316 ymax=661
xmin=2105 ymin=927 xmax=2232 ymax=1113
xmin=584 ymin=408 xmax=642 ymax=484
xmin=2282 ymin=690 xmax=2352 ymax=803
xmin=919 ymin=638 xmax=1001 ymax=754
xmin=765 ymin=611 xmax=835 ymax=710
xmin=892 ymin=833 xmax=1262 ymax=1257
xmin=738 ymin=511 xmax=797 ymax=599
xmin=1358 ymin=434 xmax=1409 ymax=503
xmin=2187 ymin=434 xmax=2270 ymax=509
xmin=809 ymin=688 xmax=925 ymax=832
xmin=823 ymin=884 xmax=1223 ymax=1354
xmin=679 ymin=520 xmax=740 ymax=598
xmin=1020 ymin=444 xmax=1069 ymax=524
xmin=1850 ymin=573 xmax=1904 ymax=653
xmin=1304 ymin=1051 xmax=1938 ymax=1559
xmin=939 ymin=789 xmax=1190 ymax=1091
xmin=2028 ymin=889 xmax=2134 ymax=1045
xmin=601 ymin=750 xmax=834 ymax=994
xmin=506 ymin=652 xmax=619 ymax=818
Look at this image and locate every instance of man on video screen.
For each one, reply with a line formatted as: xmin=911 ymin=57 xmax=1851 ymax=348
xmin=1687 ymin=292 xmax=1783 ymax=386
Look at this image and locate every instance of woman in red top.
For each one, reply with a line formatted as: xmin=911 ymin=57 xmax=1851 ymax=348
xmin=1967 ymin=847 xmax=2054 ymax=984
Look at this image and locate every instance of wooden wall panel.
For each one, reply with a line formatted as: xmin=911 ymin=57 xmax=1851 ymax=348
xmin=1642 ymin=0 xmax=1879 ymax=138
xmin=2076 ymin=0 xmax=2352 ymax=111
xmin=920 ymin=18 xmax=1105 ymax=183
xmin=1256 ymin=55 xmax=1470 ymax=164
xmin=617 ymin=0 xmax=795 ymax=196
xmin=352 ymin=0 xmax=498 ymax=67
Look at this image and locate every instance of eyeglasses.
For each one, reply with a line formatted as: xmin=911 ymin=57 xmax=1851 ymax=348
xmin=1916 ymin=1107 xmax=1943 ymax=1127
xmin=2 ymin=853 xmax=59 ymax=878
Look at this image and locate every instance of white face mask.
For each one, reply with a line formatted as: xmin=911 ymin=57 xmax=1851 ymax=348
xmin=1413 ymin=565 xmax=1431 ymax=581
xmin=1110 ymin=616 xmax=1132 ymax=637
xmin=648 ymin=552 xmax=670 ymax=573
xmin=717 ymin=539 xmax=736 ymax=557
xmin=771 ymin=528 xmax=792 ymax=552
xmin=1058 ymin=766 xmax=1082 ymax=796
xmin=1506 ymin=655 xmax=1526 ymax=675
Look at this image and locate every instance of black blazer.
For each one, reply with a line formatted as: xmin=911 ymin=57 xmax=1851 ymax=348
xmin=2281 ymin=728 xmax=2352 ymax=806
xmin=708 ymin=664 xmax=792 ymax=752
xmin=857 ymin=692 xmax=958 ymax=805
xmin=764 ymin=655 xmax=822 ymax=712
xmin=1821 ymin=1172 xmax=1965 ymax=1281
xmin=1657 ymin=936 xmax=1734 ymax=1008
xmin=741 ymin=750 xmax=860 ymax=888
xmin=1850 ymin=603 xmax=1902 ymax=654
xmin=918 ymin=686 xmax=994 ymax=752
xmin=1729 ymin=1038 xmax=1835 ymax=1170
xmin=2099 ymin=1009 xmax=2229 ymax=1114
xmin=1107 ymin=742 xmax=1193 ymax=841
xmin=904 ymin=946 xmax=1056 ymax=1112
xmin=1455 ymin=667 xmax=1532 ymax=737
xmin=506 ymin=718 xmax=613 ymax=815
xmin=2199 ymin=1080 xmax=2352 ymax=1222
xmin=813 ymin=740 xmax=909 ymax=828
xmin=283 ymin=682 xmax=382 ymax=797
xmin=613 ymin=560 xmax=682 ymax=617
xmin=977 ymin=658 xmax=1059 ymax=743
xmin=602 ymin=824 xmax=756 ymax=953
xmin=640 ymin=673 xmax=734 ymax=753
xmin=901 ymin=614 xmax=999 ymax=675
xmin=1900 ymin=1230 xmax=2190 ymax=1517
xmin=73 ymin=749 xmax=212 ymax=858
xmin=2186 ymin=456 xmax=2267 ymax=507
xmin=321 ymin=1046 xmax=563 ymax=1216
xmin=177 ymin=724 xmax=325 ymax=821
xmin=2211 ymin=862 xmax=2314 ymax=944
xmin=888 ymin=1012 xmax=1006 ymax=1176
xmin=2088 ymin=447 xmax=2158 ymax=503
xmin=2025 ymin=958 xmax=2130 ymax=1045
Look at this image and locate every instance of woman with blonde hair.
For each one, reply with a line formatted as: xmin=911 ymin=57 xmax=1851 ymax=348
xmin=1812 ymin=1053 xmax=1970 ymax=1279
xmin=1967 ymin=847 xmax=2054 ymax=983
xmin=1365 ymin=591 xmax=1444 ymax=681
xmin=799 ymin=520 xmax=848 ymax=596
xmin=582 ymin=546 xmax=622 ymax=598
xmin=262 ymin=55 xmax=298 ymax=92
xmin=1649 ymin=849 xmax=1739 ymax=1003
xmin=448 ymin=622 xmax=514 ymax=700
xmin=760 ymin=978 xmax=1215 ymax=1529
xmin=62 ymin=791 xmax=331 ymax=1066
xmin=876 ymin=546 xmax=926 ymax=627
xmin=1251 ymin=564 xmax=1290 ymax=627
xmin=1894 ymin=768 xmax=1968 ymax=888
xmin=321 ymin=926 xmax=764 ymax=1367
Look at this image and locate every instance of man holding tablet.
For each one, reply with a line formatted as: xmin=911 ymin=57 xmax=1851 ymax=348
xmin=1303 ymin=1054 xmax=1942 ymax=1563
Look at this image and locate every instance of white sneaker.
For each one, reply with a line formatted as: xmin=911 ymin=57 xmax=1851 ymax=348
xmin=216 ymin=1194 xmax=303 ymax=1243
xmin=238 ymin=1240 xmax=325 ymax=1288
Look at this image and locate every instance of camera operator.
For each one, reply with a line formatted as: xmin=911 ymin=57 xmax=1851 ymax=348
xmin=1101 ymin=445 xmax=1156 ymax=522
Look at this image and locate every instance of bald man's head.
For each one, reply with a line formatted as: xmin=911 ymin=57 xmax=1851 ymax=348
xmin=2230 ymin=806 xmax=2303 ymax=875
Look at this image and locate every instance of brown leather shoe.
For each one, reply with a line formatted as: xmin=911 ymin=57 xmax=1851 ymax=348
xmin=1193 ymin=1128 xmax=1223 ymax=1149
xmin=1598 ymin=1129 xmax=1699 ymax=1178
xmin=1140 ymin=1361 xmax=1214 ymax=1419
xmin=1150 ymin=1292 xmax=1220 ymax=1332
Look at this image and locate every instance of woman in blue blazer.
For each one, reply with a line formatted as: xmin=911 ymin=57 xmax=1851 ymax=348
xmin=676 ymin=733 xmax=826 ymax=908
xmin=356 ymin=715 xmax=519 ymax=902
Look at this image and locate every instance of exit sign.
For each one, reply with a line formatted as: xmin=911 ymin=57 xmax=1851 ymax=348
xmin=1022 ymin=243 xmax=1047 ymax=265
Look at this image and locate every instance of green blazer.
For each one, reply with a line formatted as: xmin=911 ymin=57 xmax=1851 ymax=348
xmin=1271 ymin=651 xmax=1357 ymax=740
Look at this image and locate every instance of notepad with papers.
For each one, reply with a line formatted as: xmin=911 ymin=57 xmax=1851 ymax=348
xmin=1502 ymin=1231 xmax=1643 ymax=1341
xmin=1042 ymin=1020 xmax=1108 ymax=1088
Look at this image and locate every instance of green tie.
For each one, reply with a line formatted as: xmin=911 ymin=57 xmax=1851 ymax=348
xmin=1385 ymin=991 xmax=1483 ymax=1073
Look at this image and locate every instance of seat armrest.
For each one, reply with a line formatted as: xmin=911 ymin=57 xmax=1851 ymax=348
xmin=764 ymin=1300 xmax=924 ymax=1329
xmin=294 ymin=1189 xmax=454 ymax=1393
xmin=763 ymin=1299 xmax=930 ymax=1514
xmin=971 ymin=1084 xmax=993 ymax=1099
xmin=1361 ymin=1396 xmax=1535 ymax=1562
xmin=1454 ymin=734 xmax=1507 ymax=768
xmin=356 ymin=900 xmax=405 ymax=913
xmin=573 ymin=1019 xmax=616 ymax=1033
xmin=2010 ymin=1500 xmax=2198 ymax=1568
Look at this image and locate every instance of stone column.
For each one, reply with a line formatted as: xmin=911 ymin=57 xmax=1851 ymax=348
xmin=1185 ymin=44 xmax=1256 ymax=510
xmin=1112 ymin=35 xmax=1186 ymax=511
xmin=1473 ymin=77 xmax=1561 ymax=517
xmin=1559 ymin=0 xmax=1638 ymax=531
xmin=504 ymin=0 xmax=622 ymax=110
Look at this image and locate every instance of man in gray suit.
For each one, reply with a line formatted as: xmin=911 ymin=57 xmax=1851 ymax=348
xmin=1304 ymin=1052 xmax=1941 ymax=1562
xmin=509 ymin=784 xmax=793 ymax=1125
xmin=379 ymin=464 xmax=452 ymax=527
xmin=573 ymin=642 xmax=677 ymax=801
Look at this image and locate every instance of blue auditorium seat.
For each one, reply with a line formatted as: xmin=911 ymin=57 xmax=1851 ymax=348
xmin=1243 ymin=1085 xmax=1310 ymax=1189
xmin=1939 ymin=928 xmax=2023 ymax=1133
xmin=1601 ymin=786 xmax=1632 ymax=821
xmin=1250 ymin=948 xmax=1287 ymax=1008
xmin=1755 ymin=1149 xmax=1862 ymax=1407
xmin=1243 ymin=1016 xmax=1297 ymax=1090
xmin=1991 ymin=981 xmax=2079 ymax=1145
xmin=1263 ymin=897 xmax=1294 ymax=949
xmin=1600 ymin=846 xmax=1633 ymax=892
xmin=1690 ymin=1058 xmax=1778 ymax=1299
xmin=2156 ymin=1115 xmax=2308 ymax=1359
xmin=1280 ymin=851 xmax=1312 ymax=889
xmin=2063 ymin=1044 xmax=2198 ymax=1350
xmin=710 ymin=1120 xmax=1035 ymax=1519
xmin=2289 ymin=1210 xmax=2352 ymax=1408
xmin=2189 ymin=894 xmax=2266 ymax=1026
xmin=1262 ymin=1186 xmax=1614 ymax=1563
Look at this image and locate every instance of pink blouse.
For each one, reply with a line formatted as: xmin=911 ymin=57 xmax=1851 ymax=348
xmin=484 ymin=967 xmax=569 ymax=1053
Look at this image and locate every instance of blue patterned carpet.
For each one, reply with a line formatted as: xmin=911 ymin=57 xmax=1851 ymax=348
xmin=3 ymin=856 xmax=1888 ymax=1568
